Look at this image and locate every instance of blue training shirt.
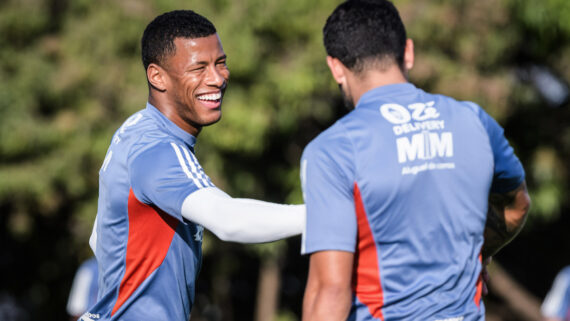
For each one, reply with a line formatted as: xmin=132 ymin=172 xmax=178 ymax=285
xmin=542 ymin=266 xmax=570 ymax=320
xmin=67 ymin=257 xmax=99 ymax=317
xmin=301 ymin=83 xmax=525 ymax=321
xmin=83 ymin=103 xmax=213 ymax=321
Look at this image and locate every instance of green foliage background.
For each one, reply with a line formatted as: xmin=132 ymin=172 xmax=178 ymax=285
xmin=0 ymin=0 xmax=569 ymax=320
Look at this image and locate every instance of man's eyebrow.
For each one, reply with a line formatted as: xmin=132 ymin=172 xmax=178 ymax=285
xmin=191 ymin=61 xmax=208 ymax=66
xmin=216 ymin=54 xmax=227 ymax=61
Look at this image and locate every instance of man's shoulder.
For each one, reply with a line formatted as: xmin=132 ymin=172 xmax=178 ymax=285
xmin=399 ymin=84 xmax=482 ymax=114
xmin=116 ymin=109 xmax=190 ymax=159
xmin=301 ymin=119 xmax=356 ymax=171
xmin=305 ymin=119 xmax=351 ymax=152
xmin=120 ymin=109 xmax=172 ymax=140
xmin=419 ymin=89 xmax=483 ymax=115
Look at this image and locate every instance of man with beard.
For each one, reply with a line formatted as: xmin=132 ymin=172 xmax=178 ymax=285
xmin=300 ymin=1 xmax=530 ymax=320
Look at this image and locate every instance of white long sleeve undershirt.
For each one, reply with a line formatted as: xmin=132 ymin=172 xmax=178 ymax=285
xmin=181 ymin=187 xmax=305 ymax=243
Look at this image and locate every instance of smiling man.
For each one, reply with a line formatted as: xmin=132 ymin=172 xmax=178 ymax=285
xmin=82 ymin=10 xmax=304 ymax=321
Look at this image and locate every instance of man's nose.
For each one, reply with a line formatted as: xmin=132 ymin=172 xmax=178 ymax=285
xmin=205 ymin=65 xmax=226 ymax=87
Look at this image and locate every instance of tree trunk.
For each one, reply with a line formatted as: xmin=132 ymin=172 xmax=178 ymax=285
xmin=254 ymin=257 xmax=281 ymax=321
xmin=488 ymin=262 xmax=542 ymax=321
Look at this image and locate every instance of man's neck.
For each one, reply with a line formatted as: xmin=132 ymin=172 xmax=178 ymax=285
xmin=148 ymin=94 xmax=201 ymax=137
xmin=348 ymin=65 xmax=408 ymax=106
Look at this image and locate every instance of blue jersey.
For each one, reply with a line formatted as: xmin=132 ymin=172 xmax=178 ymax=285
xmin=83 ymin=103 xmax=213 ymax=321
xmin=301 ymin=83 xmax=525 ymax=321
xmin=67 ymin=257 xmax=99 ymax=317
xmin=542 ymin=266 xmax=570 ymax=320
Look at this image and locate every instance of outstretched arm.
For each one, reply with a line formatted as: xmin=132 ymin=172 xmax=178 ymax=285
xmin=302 ymin=251 xmax=353 ymax=321
xmin=482 ymin=181 xmax=530 ymax=259
xmin=181 ymin=187 xmax=305 ymax=243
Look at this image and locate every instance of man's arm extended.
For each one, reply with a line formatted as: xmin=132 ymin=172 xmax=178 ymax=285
xmin=181 ymin=187 xmax=305 ymax=243
xmin=302 ymin=251 xmax=353 ymax=321
xmin=482 ymin=181 xmax=530 ymax=259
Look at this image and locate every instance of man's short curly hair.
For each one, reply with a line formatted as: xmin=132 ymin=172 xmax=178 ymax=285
xmin=141 ymin=10 xmax=216 ymax=70
xmin=323 ymin=0 xmax=407 ymax=74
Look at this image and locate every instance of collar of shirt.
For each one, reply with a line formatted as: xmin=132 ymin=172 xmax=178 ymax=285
xmin=356 ymin=82 xmax=417 ymax=108
xmin=145 ymin=102 xmax=197 ymax=148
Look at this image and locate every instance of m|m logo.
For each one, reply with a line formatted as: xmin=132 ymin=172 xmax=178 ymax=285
xmin=396 ymin=131 xmax=453 ymax=163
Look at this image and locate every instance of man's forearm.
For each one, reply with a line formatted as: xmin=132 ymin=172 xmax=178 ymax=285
xmin=482 ymin=182 xmax=530 ymax=259
xmin=181 ymin=187 xmax=305 ymax=243
xmin=303 ymin=287 xmax=352 ymax=321
xmin=302 ymin=278 xmax=318 ymax=321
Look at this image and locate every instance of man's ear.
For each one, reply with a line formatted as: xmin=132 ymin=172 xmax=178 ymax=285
xmin=326 ymin=56 xmax=347 ymax=85
xmin=403 ymin=39 xmax=414 ymax=71
xmin=147 ymin=63 xmax=168 ymax=92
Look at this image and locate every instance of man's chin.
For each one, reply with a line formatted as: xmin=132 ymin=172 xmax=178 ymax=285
xmin=183 ymin=112 xmax=222 ymax=132
xmin=202 ymin=113 xmax=222 ymax=127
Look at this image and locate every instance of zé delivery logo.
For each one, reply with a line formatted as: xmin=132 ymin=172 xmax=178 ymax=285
xmin=379 ymin=101 xmax=456 ymax=175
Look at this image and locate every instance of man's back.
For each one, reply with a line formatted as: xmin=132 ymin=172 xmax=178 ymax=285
xmin=301 ymin=83 xmax=524 ymax=320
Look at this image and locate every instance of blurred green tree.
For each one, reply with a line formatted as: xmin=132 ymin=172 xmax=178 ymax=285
xmin=0 ymin=0 xmax=568 ymax=320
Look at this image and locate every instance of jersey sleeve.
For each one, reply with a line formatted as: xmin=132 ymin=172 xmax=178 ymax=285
xmin=301 ymin=124 xmax=357 ymax=255
xmin=542 ymin=267 xmax=570 ymax=318
xmin=128 ymin=140 xmax=215 ymax=221
xmin=466 ymin=102 xmax=525 ymax=193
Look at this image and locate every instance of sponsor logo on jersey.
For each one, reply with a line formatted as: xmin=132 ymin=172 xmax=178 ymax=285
xmin=396 ymin=131 xmax=453 ymax=163
xmin=380 ymin=101 xmax=456 ymax=175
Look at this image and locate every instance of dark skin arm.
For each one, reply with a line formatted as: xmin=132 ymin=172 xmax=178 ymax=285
xmin=482 ymin=181 xmax=530 ymax=260
xmin=302 ymin=251 xmax=353 ymax=321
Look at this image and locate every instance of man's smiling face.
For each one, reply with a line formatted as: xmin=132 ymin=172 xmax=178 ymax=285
xmin=162 ymin=34 xmax=229 ymax=135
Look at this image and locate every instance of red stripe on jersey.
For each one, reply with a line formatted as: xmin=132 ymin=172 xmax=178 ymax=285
xmin=474 ymin=254 xmax=483 ymax=307
xmin=352 ymin=183 xmax=384 ymax=321
xmin=111 ymin=189 xmax=179 ymax=316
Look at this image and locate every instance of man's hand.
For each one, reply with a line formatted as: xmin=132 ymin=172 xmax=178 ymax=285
xmin=303 ymin=251 xmax=353 ymax=321
xmin=482 ymin=182 xmax=530 ymax=259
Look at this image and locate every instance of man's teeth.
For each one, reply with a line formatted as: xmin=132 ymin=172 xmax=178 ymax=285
xmin=197 ymin=93 xmax=221 ymax=101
